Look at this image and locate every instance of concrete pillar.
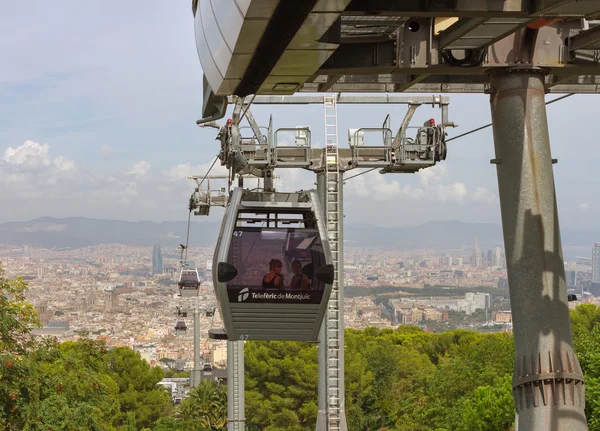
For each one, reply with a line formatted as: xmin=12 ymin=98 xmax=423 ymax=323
xmin=489 ymin=69 xmax=587 ymax=430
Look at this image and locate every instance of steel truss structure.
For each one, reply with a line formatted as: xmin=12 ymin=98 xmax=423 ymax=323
xmin=194 ymin=94 xmax=451 ymax=431
xmin=191 ymin=1 xmax=600 ymax=429
xmin=193 ymin=0 xmax=600 ymax=102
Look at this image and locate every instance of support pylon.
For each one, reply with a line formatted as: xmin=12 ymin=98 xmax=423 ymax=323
xmin=489 ymin=69 xmax=587 ymax=430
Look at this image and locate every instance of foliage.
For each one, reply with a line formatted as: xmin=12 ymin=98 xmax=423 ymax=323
xmin=245 ymin=341 xmax=319 ymax=430
xmin=0 ymin=338 xmax=120 ymax=430
xmin=0 ymin=262 xmax=40 ymax=355
xmin=3 ymin=262 xmax=600 ymax=431
xmin=104 ymin=347 xmax=172 ymax=430
xmin=175 ymin=379 xmax=226 ymax=430
xmin=571 ymin=304 xmax=600 ymax=431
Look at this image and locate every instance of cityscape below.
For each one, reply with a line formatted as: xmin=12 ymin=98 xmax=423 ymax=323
xmin=2 ymin=224 xmax=599 ymax=403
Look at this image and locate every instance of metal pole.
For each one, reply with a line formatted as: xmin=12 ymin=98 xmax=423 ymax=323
xmin=192 ymin=308 xmax=201 ymax=388
xmin=316 ymin=170 xmax=348 ymax=431
xmin=337 ymin=172 xmax=347 ymax=431
xmin=489 ymin=69 xmax=587 ymax=431
xmin=227 ymin=340 xmax=245 ymax=431
xmin=316 ymin=172 xmax=328 ymax=431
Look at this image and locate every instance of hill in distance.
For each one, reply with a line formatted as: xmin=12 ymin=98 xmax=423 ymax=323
xmin=0 ymin=217 xmax=597 ymax=255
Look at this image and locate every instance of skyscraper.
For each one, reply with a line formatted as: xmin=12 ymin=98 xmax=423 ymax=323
xmin=592 ymin=243 xmax=600 ymax=284
xmin=493 ymin=247 xmax=502 ymax=268
xmin=471 ymin=236 xmax=480 ymax=268
xmin=152 ymin=245 xmax=163 ymax=275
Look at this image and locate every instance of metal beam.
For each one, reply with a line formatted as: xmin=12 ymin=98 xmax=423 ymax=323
xmin=533 ymin=0 xmax=600 ymax=17
xmin=344 ymin=0 xmax=529 ymax=17
xmin=439 ymin=17 xmax=533 ymax=50
xmin=569 ymin=25 xmax=600 ymax=51
xmin=438 ymin=18 xmax=488 ymax=48
xmin=319 ymin=40 xmax=396 ymax=74
xmin=318 ymin=74 xmax=343 ymax=92
xmin=227 ymin=95 xmax=450 ymax=105
xmin=344 ymin=0 xmax=600 ymax=17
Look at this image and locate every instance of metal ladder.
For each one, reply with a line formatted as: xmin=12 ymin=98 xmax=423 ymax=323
xmin=229 ymin=340 xmax=245 ymax=431
xmin=324 ymin=94 xmax=341 ymax=431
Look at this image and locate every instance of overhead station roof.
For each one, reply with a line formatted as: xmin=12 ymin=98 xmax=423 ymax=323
xmin=193 ymin=0 xmax=600 ymax=95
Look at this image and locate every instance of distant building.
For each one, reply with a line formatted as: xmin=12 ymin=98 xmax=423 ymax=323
xmin=153 ymin=245 xmax=163 ymax=275
xmin=104 ymin=288 xmax=118 ymax=312
xmin=471 ymin=237 xmax=480 ymax=268
xmin=158 ymin=378 xmax=193 ymax=404
xmin=494 ymin=247 xmax=502 ymax=268
xmin=134 ymin=345 xmax=158 ymax=365
xmin=35 ymin=302 xmax=52 ymax=325
xmin=423 ymin=309 xmax=443 ymax=322
xmin=466 ymin=292 xmax=490 ymax=311
xmin=211 ymin=344 xmax=227 ymax=368
xmin=412 ymin=309 xmax=424 ymax=322
xmin=592 ymin=243 xmax=600 ymax=283
xmin=493 ymin=310 xmax=512 ymax=324
xmin=566 ymin=270 xmax=577 ymax=287
xmin=32 ymin=320 xmax=70 ymax=336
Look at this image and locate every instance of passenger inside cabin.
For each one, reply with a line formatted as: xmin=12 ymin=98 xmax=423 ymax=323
xmin=290 ymin=260 xmax=310 ymax=290
xmin=262 ymin=259 xmax=284 ymax=289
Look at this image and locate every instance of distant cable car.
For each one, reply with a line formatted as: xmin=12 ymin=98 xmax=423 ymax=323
xmin=178 ymin=268 xmax=200 ymax=297
xmin=213 ymin=187 xmax=334 ymax=341
xmin=174 ymin=320 xmax=187 ymax=335
xmin=176 ymin=306 xmax=188 ymax=318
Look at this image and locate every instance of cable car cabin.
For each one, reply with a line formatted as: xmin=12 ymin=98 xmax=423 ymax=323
xmin=178 ymin=268 xmax=200 ymax=297
xmin=175 ymin=306 xmax=188 ymax=318
xmin=213 ymin=187 xmax=334 ymax=342
xmin=174 ymin=320 xmax=187 ymax=335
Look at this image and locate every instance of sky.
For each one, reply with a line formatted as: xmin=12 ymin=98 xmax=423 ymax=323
xmin=0 ymin=1 xmax=598 ymax=231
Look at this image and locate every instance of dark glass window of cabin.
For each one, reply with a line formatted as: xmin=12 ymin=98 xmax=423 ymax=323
xmin=226 ymin=228 xmax=326 ymax=291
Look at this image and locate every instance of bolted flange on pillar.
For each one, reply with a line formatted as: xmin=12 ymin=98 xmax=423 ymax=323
xmin=489 ymin=68 xmax=587 ymax=431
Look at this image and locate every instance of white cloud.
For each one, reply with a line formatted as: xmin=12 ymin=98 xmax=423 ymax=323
xmin=345 ymin=163 xmax=496 ymax=205
xmin=0 ymin=141 xmax=498 ymax=224
xmin=0 ymin=140 xmax=214 ymax=221
xmin=126 ymin=160 xmax=151 ymax=179
xmin=3 ymin=140 xmax=52 ymax=168
xmin=578 ymin=202 xmax=589 ymax=211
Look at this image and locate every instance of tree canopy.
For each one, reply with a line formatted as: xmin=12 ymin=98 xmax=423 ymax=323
xmin=3 ymin=262 xmax=600 ymax=430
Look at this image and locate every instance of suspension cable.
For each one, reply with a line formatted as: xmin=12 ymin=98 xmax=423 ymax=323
xmin=344 ymin=167 xmax=377 ymax=181
xmin=446 ymin=93 xmax=574 ymax=143
xmin=182 ymin=153 xmax=221 ymax=266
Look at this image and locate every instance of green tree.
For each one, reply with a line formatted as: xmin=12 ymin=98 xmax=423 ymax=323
xmin=571 ymin=304 xmax=600 ymax=431
xmin=245 ymin=341 xmax=318 ymax=430
xmin=104 ymin=347 xmax=172 ymax=430
xmin=176 ymin=379 xmax=226 ymax=429
xmin=418 ymin=331 xmax=514 ymax=430
xmin=459 ymin=374 xmax=515 ymax=431
xmin=1 ymin=338 xmax=121 ymax=431
xmin=0 ymin=262 xmax=40 ymax=354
